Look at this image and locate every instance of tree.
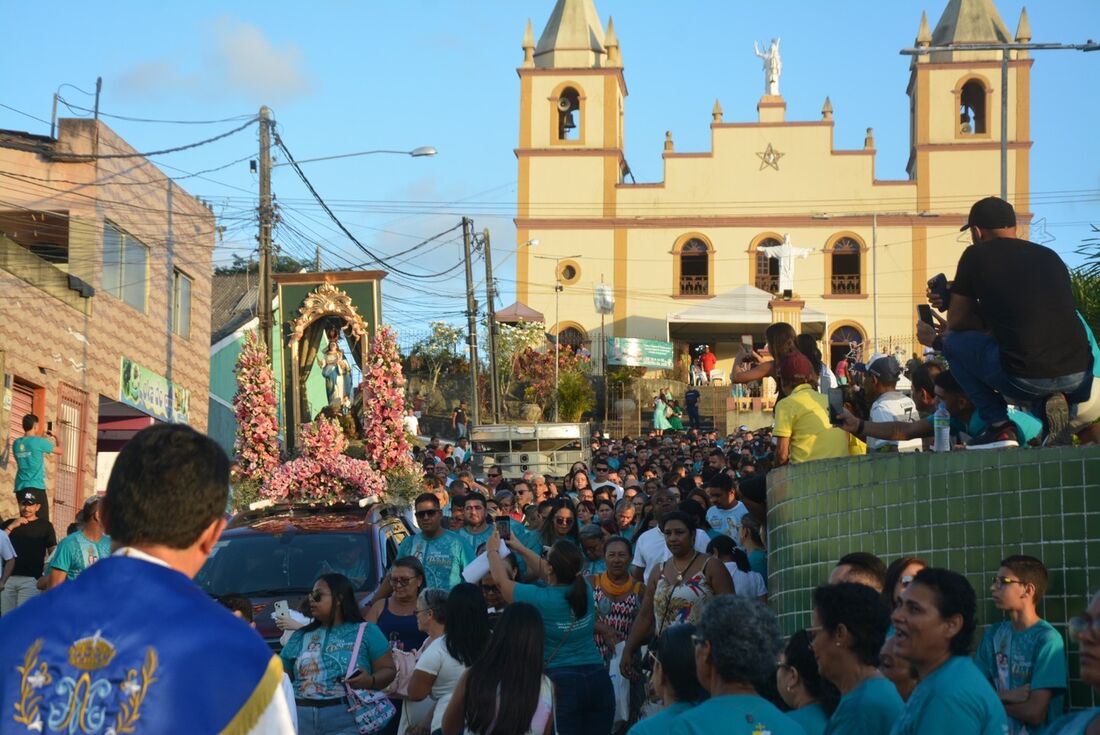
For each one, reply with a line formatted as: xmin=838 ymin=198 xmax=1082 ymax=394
xmin=489 ymin=319 xmax=546 ymax=409
xmin=215 ymin=251 xmax=313 ymax=275
xmin=514 ymin=345 xmax=592 ymax=420
xmin=232 ymin=331 xmax=282 ymax=483
xmin=409 ymin=321 xmax=465 ymax=413
xmin=360 ymin=326 xmax=415 ymax=473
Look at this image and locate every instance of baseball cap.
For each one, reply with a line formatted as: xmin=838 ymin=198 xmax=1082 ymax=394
xmin=857 ymin=355 xmax=903 ymax=382
xmin=19 ymin=491 xmax=39 ymax=505
xmin=960 ymin=196 xmax=1016 ymax=232
xmin=778 ymin=351 xmax=815 ymax=382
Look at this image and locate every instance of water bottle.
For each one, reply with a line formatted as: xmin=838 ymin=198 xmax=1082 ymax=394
xmin=933 ymin=402 xmax=951 ymax=453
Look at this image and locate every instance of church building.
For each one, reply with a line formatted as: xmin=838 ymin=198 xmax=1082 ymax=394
xmin=514 ymin=0 xmax=1033 ymax=374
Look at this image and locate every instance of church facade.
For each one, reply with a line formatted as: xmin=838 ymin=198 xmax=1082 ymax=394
xmin=514 ymin=0 xmax=1034 ymax=374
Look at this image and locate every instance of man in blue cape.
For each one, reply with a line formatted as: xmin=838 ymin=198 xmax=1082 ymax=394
xmin=0 ymin=424 xmax=295 ymax=734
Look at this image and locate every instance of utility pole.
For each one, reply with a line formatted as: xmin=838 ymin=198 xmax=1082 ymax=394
xmin=315 ymin=244 xmax=322 ymax=272
xmin=462 ymin=217 xmax=481 ymax=427
xmin=257 ymin=106 xmax=274 ymax=362
xmin=482 ymin=228 xmax=500 ymax=424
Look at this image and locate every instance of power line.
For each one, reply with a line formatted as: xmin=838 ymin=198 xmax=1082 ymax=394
xmin=0 ymin=117 xmax=257 ymax=160
xmin=55 ymin=96 xmax=256 ymax=125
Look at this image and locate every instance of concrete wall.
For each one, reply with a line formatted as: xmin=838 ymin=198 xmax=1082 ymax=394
xmin=767 ymin=447 xmax=1100 ymax=710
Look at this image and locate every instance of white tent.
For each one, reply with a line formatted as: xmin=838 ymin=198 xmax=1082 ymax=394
xmin=666 ymin=284 xmax=827 ymax=340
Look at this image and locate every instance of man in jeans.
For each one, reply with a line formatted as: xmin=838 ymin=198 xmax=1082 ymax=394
xmin=0 ymin=491 xmax=56 ymax=613
xmin=929 ymin=197 xmax=1091 ymax=446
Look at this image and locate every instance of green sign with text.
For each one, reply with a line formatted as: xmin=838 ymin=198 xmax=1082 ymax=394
xmin=119 ymin=357 xmax=190 ymax=424
xmin=606 ymin=337 xmax=674 ymax=369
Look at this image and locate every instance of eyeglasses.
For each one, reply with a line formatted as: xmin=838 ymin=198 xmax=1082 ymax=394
xmin=480 ymin=584 xmax=500 ymax=594
xmin=487 ymin=473 xmax=502 ymax=478
xmin=309 ymin=590 xmax=328 ymax=603
xmin=991 ymin=575 xmax=1024 ymax=588
xmin=690 ymin=633 xmax=706 ymax=647
xmin=415 ymin=607 xmax=429 ymax=616
xmin=391 ymin=576 xmax=416 ymax=588
xmin=1069 ymin=614 xmax=1100 ymax=641
xmin=415 ymin=509 xmax=440 ymax=519
xmin=805 ymin=625 xmax=823 ymax=643
xmin=554 ymin=516 xmax=575 ymax=526
xmin=900 ymin=574 xmax=915 ymax=588
xmin=595 ymin=467 xmax=609 ymax=472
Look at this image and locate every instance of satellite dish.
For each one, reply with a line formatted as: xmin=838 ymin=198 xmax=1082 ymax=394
xmin=594 ymin=283 xmax=615 ymax=314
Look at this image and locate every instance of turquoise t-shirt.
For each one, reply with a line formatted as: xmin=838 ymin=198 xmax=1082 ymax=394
xmin=49 ymin=531 xmax=113 ymax=580
xmin=628 ymin=701 xmax=696 ymax=735
xmin=748 ymin=549 xmax=767 ymax=580
xmin=512 ymin=580 xmax=603 ymax=669
xmin=12 ymin=435 xmax=53 ymax=492
xmin=975 ymin=619 xmax=1067 ymax=735
xmin=668 ymin=694 xmax=804 ymax=735
xmin=459 ymin=524 xmax=493 ymax=553
xmin=790 ymin=702 xmax=829 ymax=735
xmin=1077 ymin=312 xmax=1100 ymax=379
xmin=397 ymin=530 xmax=473 ymax=590
xmin=890 ymin=655 xmax=1007 ymax=735
xmin=951 ymin=407 xmax=1042 ymax=445
xmin=280 ymin=622 xmax=389 ymax=700
xmin=1046 ymin=708 xmax=1099 ymax=734
xmin=825 ymin=677 xmax=904 ymax=734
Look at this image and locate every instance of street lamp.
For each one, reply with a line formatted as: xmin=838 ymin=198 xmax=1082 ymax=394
xmin=532 ymin=250 xmax=582 ymax=422
xmin=813 ymin=211 xmax=938 ymax=353
xmin=272 ymin=146 xmax=437 ymax=167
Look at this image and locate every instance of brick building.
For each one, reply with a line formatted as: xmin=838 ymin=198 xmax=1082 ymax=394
xmin=0 ymin=118 xmax=214 ymax=530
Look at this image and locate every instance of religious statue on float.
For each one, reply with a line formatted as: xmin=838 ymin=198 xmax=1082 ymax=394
xmin=318 ymin=322 xmax=354 ymax=413
xmin=754 ymin=38 xmax=782 ymax=96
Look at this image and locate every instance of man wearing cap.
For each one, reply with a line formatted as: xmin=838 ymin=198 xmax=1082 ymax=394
xmin=925 ymin=196 xmax=1091 ymax=446
xmin=0 ymin=491 xmax=55 ymax=613
xmin=773 ymin=352 xmax=851 ymax=465
xmin=853 ymin=355 xmax=922 ymax=453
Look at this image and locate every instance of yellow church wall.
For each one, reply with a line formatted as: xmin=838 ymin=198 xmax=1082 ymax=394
xmin=921 ymin=63 xmax=1029 ymax=145
xmin=524 ymin=71 xmax=622 ymax=150
xmin=525 ymin=155 xmax=607 ymax=217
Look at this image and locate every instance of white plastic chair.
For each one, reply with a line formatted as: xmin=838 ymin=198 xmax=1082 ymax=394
xmin=709 ymin=369 xmax=726 ymax=386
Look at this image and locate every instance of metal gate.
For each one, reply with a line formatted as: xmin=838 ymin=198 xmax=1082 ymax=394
xmin=54 ymin=384 xmax=88 ymax=532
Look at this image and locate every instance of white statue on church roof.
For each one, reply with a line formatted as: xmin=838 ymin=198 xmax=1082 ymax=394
xmin=760 ymin=233 xmax=812 ymax=294
xmin=754 ymin=38 xmax=782 ymax=96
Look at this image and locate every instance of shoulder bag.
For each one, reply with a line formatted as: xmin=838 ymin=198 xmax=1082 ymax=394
xmin=344 ymin=623 xmax=397 ymax=734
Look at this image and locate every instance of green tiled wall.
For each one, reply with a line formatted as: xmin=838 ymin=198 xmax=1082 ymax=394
xmin=767 ymin=446 xmax=1100 ymax=710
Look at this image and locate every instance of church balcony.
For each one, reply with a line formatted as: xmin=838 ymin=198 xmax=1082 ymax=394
xmin=830 ymin=274 xmax=861 ymax=295
xmin=755 ymin=275 xmax=779 ymax=294
xmin=679 ymin=275 xmax=709 ymax=296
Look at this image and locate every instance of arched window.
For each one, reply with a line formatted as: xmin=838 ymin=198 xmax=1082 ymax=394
xmin=829 ymin=324 xmax=865 ymax=372
xmin=679 ymin=238 xmax=708 ymax=295
xmin=558 ymin=326 xmax=586 ymax=350
xmin=557 ymin=87 xmax=581 ymax=141
xmin=755 ymin=238 xmax=781 ymax=293
xmin=830 ymin=237 xmax=861 ymax=294
xmin=959 ymin=79 xmax=987 ymax=135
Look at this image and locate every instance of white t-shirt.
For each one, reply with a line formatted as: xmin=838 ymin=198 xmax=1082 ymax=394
xmin=705 ymin=503 xmax=749 ymax=542
xmin=414 ymin=635 xmax=467 ymax=733
xmin=592 ymin=480 xmax=624 ymax=501
xmin=402 ymin=415 xmax=419 ymax=436
xmin=631 ymin=526 xmax=711 ymax=583
xmin=867 ymin=391 xmax=923 ymax=452
xmin=0 ymin=532 xmax=16 ymax=562
xmin=723 ymin=562 xmax=768 ymax=599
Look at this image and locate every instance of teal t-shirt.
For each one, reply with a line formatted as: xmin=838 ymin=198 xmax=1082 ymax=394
xmin=790 ymin=702 xmax=829 ymax=735
xmin=459 ymin=524 xmax=493 ymax=553
xmin=890 ymin=655 xmax=1007 ymax=735
xmin=628 ymin=701 xmax=696 ymax=735
xmin=12 ymin=435 xmax=53 ymax=492
xmin=49 ymin=531 xmax=113 ymax=580
xmin=1046 ymin=708 xmax=1100 ymax=734
xmin=669 ymin=694 xmax=804 ymax=735
xmin=951 ymin=407 xmax=1042 ymax=445
xmin=280 ymin=622 xmax=389 ymax=700
xmin=975 ymin=619 xmax=1067 ymax=735
xmin=825 ymin=677 xmax=904 ymax=735
xmin=1078 ymin=312 xmax=1100 ymax=379
xmin=748 ymin=549 xmax=767 ymax=580
xmin=397 ymin=530 xmax=473 ymax=590
xmin=512 ymin=580 xmax=603 ymax=669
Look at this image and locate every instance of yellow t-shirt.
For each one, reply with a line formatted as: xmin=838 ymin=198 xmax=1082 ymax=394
xmin=773 ymin=384 xmax=852 ymax=463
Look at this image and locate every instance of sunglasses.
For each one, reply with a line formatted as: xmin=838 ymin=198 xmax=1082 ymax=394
xmin=309 ymin=590 xmax=328 ymax=603
xmin=391 ymin=576 xmax=416 ymax=587
xmin=415 ymin=509 xmax=440 ymax=519
xmin=480 ymin=584 xmax=500 ymax=594
xmin=1069 ymin=614 xmax=1100 ymax=641
xmin=487 ymin=473 xmax=502 ymax=478
xmin=992 ymin=575 xmax=1024 ymax=588
xmin=554 ymin=516 xmax=575 ymax=526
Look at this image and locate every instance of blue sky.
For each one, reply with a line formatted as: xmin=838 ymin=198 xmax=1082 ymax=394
xmin=2 ymin=1 xmax=1098 ymax=338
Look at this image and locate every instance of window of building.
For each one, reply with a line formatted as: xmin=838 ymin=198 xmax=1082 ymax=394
xmin=557 ymin=87 xmax=581 ymax=141
xmin=103 ymin=222 xmax=149 ymax=312
xmin=959 ymin=79 xmax=987 ymax=135
xmin=557 ymin=326 xmax=586 ymax=350
xmin=829 ymin=325 xmax=865 ymax=373
xmin=679 ymin=238 xmax=709 ymax=295
xmin=172 ymin=269 xmax=192 ymax=339
xmin=830 ymin=237 xmax=861 ymax=294
xmin=755 ymin=238 xmax=781 ymax=293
